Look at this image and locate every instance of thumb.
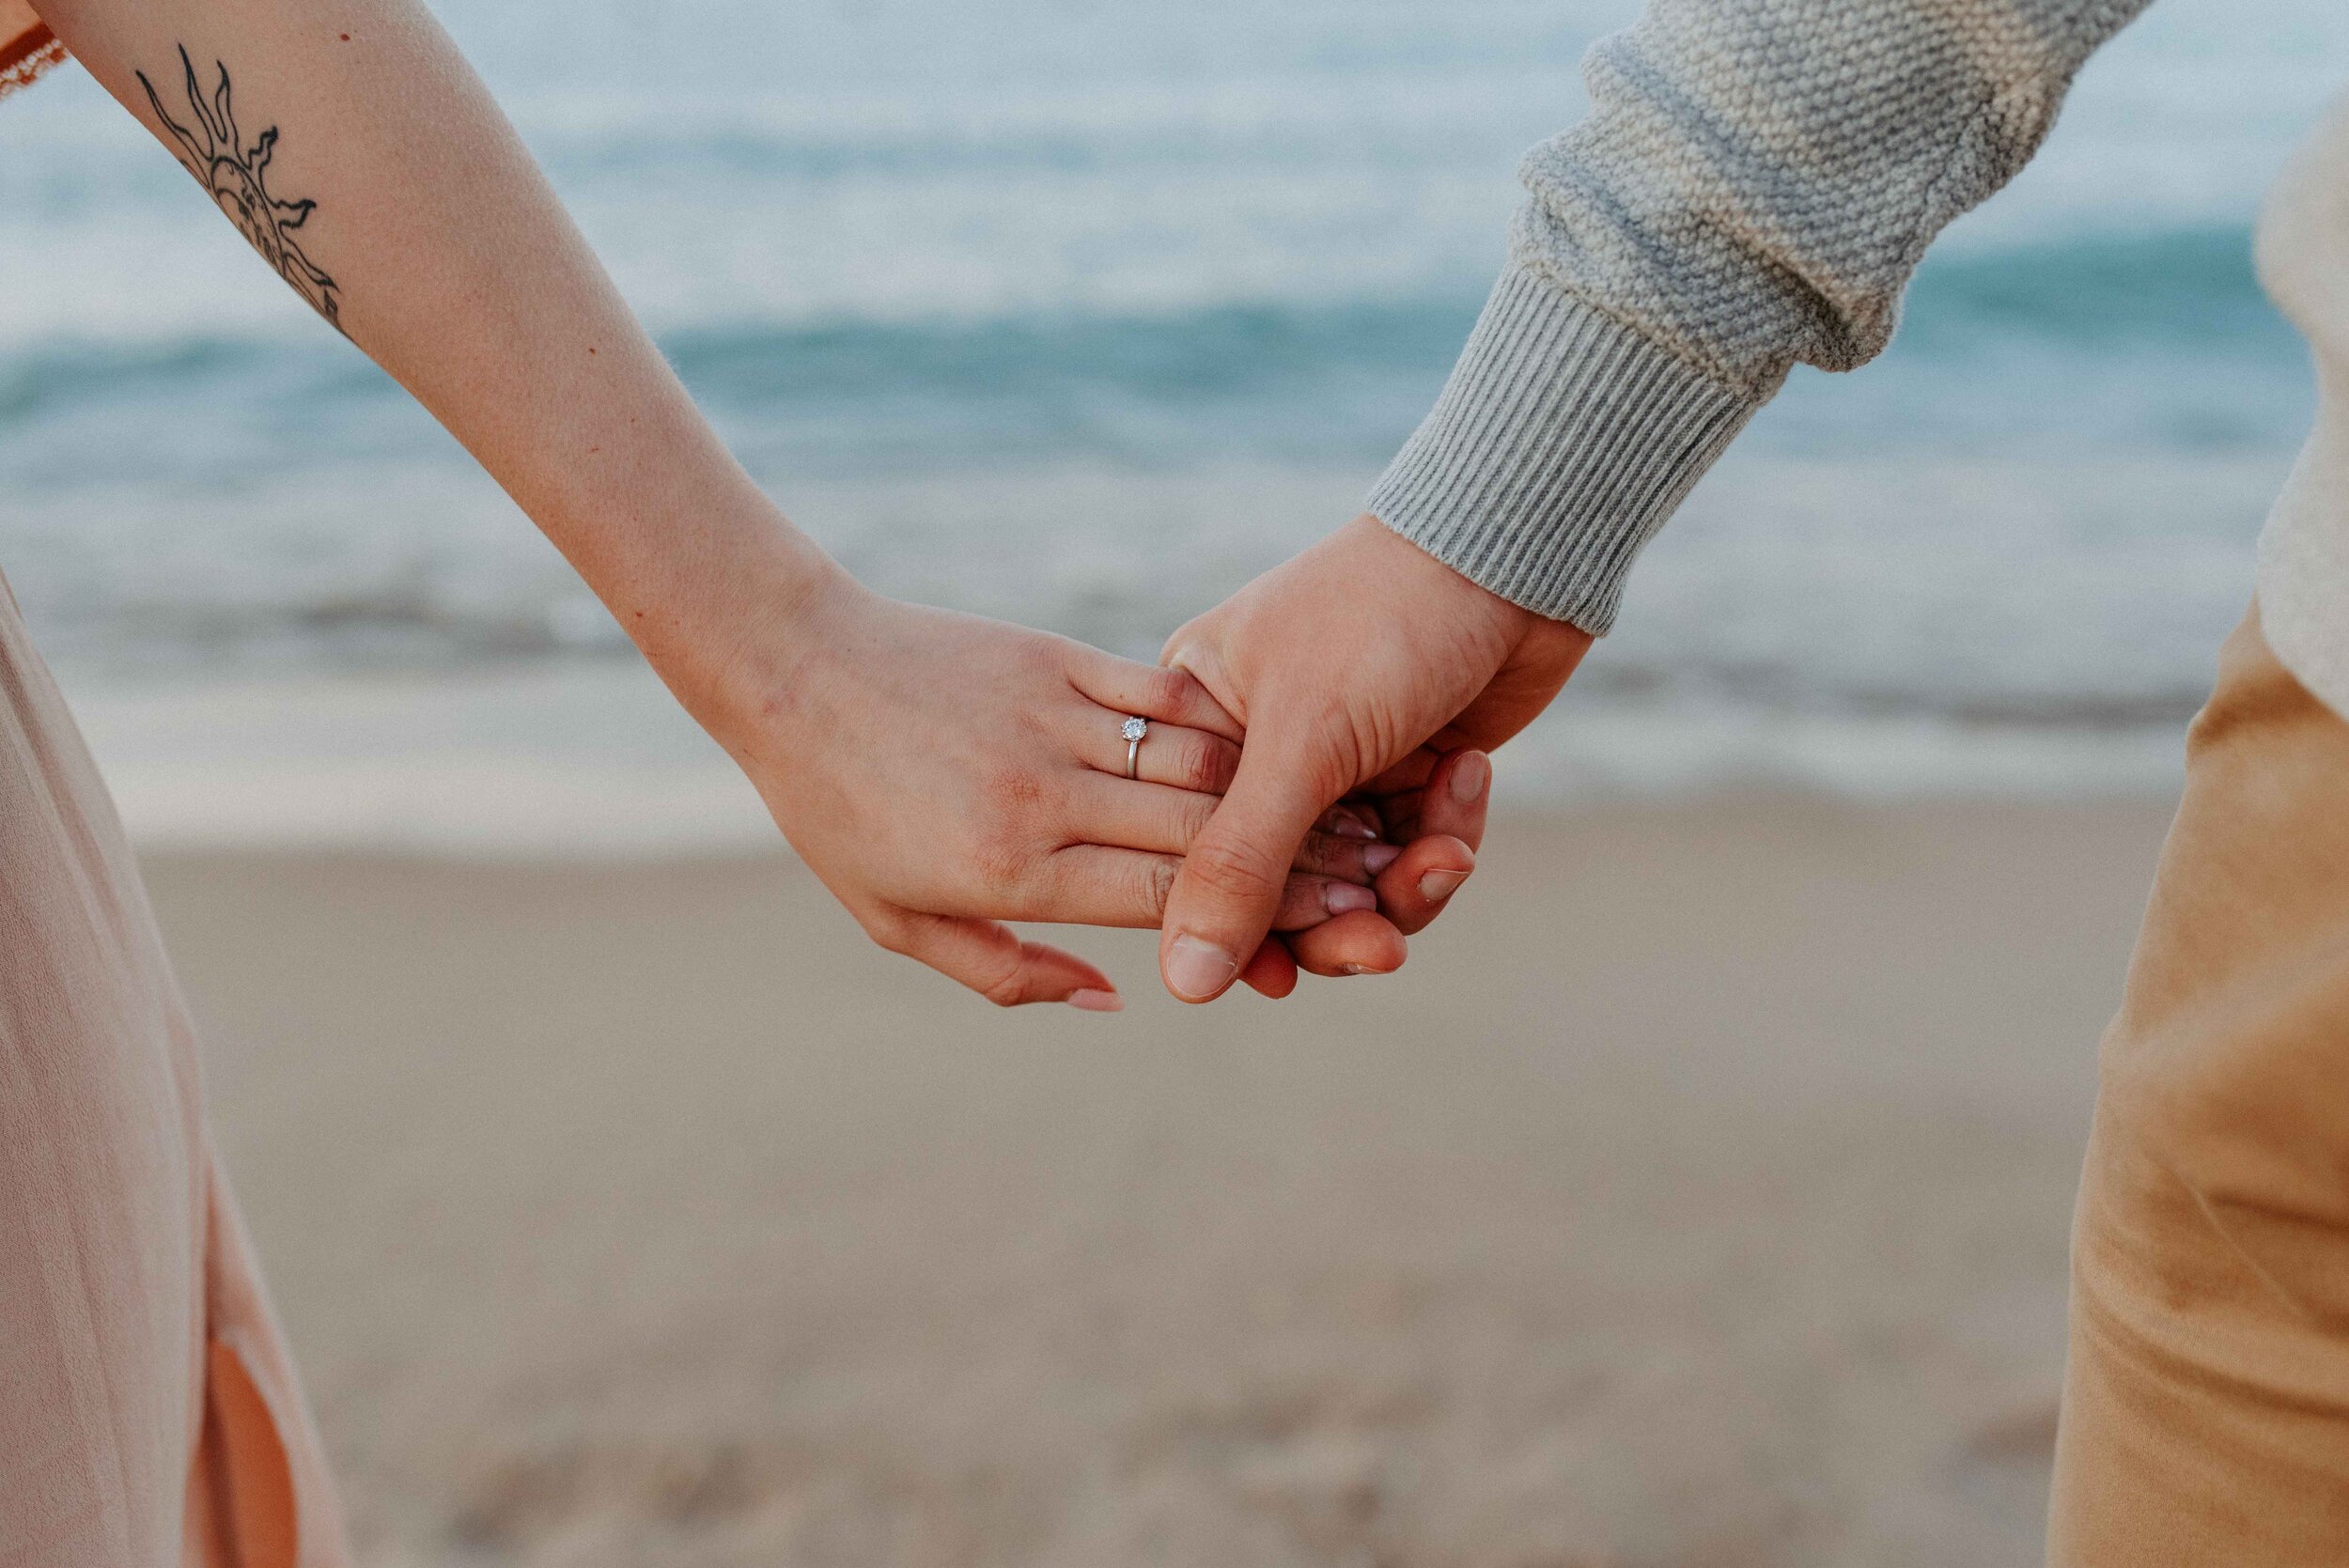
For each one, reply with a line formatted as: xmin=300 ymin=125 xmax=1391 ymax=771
xmin=1158 ymin=730 xmax=1332 ymax=1002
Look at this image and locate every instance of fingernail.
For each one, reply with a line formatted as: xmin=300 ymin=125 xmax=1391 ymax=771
xmin=1417 ymin=868 xmax=1467 ymax=903
xmin=1166 ymin=935 xmax=1238 ymax=1000
xmin=1066 ymin=988 xmax=1123 ymax=1013
xmin=1450 ymin=752 xmax=1490 ymax=806
xmin=1329 ymin=812 xmax=1378 ymax=841
xmin=1340 ymin=963 xmax=1374 ymax=975
xmin=1362 ymin=844 xmax=1402 ymax=874
xmin=1323 ymin=883 xmax=1377 ymax=915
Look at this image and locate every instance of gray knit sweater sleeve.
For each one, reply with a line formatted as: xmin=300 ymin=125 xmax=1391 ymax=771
xmin=1368 ymin=0 xmax=2153 ymax=632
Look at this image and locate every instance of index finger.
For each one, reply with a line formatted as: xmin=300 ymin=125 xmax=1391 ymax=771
xmin=1067 ymin=646 xmax=1243 ymax=744
xmin=1361 ymin=748 xmax=1491 ymax=852
xmin=1370 ymin=834 xmax=1476 ymax=936
xmin=1367 ymin=751 xmax=1488 ymax=935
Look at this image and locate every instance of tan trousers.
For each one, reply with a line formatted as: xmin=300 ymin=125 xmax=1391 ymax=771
xmin=2049 ymin=608 xmax=2349 ymax=1560
xmin=0 ymin=572 xmax=346 ymax=1568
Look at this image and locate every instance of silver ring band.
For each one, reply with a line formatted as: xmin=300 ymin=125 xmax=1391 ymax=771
xmin=1121 ymin=716 xmax=1148 ymax=780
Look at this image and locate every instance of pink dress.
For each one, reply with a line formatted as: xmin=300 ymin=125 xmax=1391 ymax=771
xmin=2 ymin=22 xmax=350 ymax=1562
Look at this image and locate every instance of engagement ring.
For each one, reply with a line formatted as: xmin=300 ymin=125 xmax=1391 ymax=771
xmin=1121 ymin=716 xmax=1148 ymax=779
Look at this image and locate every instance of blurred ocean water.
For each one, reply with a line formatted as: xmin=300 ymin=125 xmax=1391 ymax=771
xmin=3 ymin=0 xmax=2346 ymax=827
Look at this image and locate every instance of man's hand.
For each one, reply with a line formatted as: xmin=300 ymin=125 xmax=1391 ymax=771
xmin=1156 ymin=514 xmax=1593 ymax=1001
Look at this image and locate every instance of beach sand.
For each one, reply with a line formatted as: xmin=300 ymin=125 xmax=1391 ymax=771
xmin=149 ymin=799 xmax=2173 ymax=1568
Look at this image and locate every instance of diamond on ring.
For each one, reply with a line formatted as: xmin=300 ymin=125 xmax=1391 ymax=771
xmin=1121 ymin=717 xmax=1148 ymax=742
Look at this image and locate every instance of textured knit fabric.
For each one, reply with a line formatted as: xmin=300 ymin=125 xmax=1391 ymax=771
xmin=0 ymin=567 xmax=350 ymax=1568
xmin=2049 ymin=606 xmax=2349 ymax=1561
xmin=1371 ymin=0 xmax=2155 ymax=632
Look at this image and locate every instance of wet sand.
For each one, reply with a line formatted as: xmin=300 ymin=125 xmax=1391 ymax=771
xmin=148 ymin=798 xmax=2174 ymax=1567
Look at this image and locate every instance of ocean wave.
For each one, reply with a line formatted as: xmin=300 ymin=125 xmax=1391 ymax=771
xmin=0 ymin=224 xmax=2307 ymax=481
xmin=1898 ymin=225 xmax=2288 ymax=352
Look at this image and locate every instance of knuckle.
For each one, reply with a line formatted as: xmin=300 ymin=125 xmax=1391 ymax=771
xmin=1146 ymin=664 xmax=1198 ymax=717
xmin=1010 ymin=707 xmax=1060 ymax=756
xmin=1181 ymin=736 xmax=1236 ymax=796
xmin=1169 ymin=794 xmax=1218 ymax=852
xmin=977 ymin=967 xmax=1029 ymax=1008
xmin=1185 ymin=832 xmax=1284 ymax=906
xmin=1019 ymin=638 xmax=1069 ymax=684
xmin=861 ymin=908 xmax=916 ymax=956
xmin=1276 ymin=878 xmax=1329 ymax=928
xmin=1005 ymin=768 xmax=1050 ymax=816
xmin=1135 ymin=854 xmax=1179 ymax=918
xmin=977 ymin=762 xmax=1050 ymax=827
xmin=1295 ymin=831 xmax=1344 ymax=877
xmin=970 ymin=826 xmax=1033 ymax=895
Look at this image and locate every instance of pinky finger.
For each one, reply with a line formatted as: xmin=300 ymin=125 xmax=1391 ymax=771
xmin=879 ymin=909 xmax=1123 ymax=1010
xmin=1288 ymin=909 xmax=1408 ymax=978
xmin=1372 ymin=834 xmax=1476 ymax=936
xmin=1239 ymin=939 xmax=1299 ymax=999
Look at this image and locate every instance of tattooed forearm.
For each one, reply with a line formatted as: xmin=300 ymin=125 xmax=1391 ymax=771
xmin=136 ymin=45 xmax=341 ymax=328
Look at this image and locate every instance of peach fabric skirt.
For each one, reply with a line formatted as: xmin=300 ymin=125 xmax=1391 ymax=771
xmin=0 ymin=570 xmax=346 ymax=1567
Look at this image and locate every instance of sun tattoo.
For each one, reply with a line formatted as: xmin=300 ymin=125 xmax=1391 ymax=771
xmin=137 ymin=45 xmax=341 ymax=328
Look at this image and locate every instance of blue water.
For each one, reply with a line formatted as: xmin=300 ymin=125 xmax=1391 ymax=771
xmin=1 ymin=0 xmax=2344 ymax=785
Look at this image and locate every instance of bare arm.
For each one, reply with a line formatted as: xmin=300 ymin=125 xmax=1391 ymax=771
xmin=40 ymin=0 xmax=813 ymax=699
xmin=36 ymin=0 xmax=1405 ymax=1003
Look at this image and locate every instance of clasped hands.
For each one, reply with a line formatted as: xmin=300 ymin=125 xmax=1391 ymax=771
xmin=704 ymin=513 xmax=1591 ymax=1008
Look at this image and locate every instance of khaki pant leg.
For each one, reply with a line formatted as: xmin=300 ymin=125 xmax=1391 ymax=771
xmin=2049 ymin=608 xmax=2349 ymax=1562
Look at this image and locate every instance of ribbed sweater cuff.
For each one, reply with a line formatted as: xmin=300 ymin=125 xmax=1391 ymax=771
xmin=1366 ymin=263 xmax=1768 ymax=634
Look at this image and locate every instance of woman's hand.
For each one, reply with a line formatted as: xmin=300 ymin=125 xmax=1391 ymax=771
xmin=692 ymin=564 xmax=1404 ymax=1009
